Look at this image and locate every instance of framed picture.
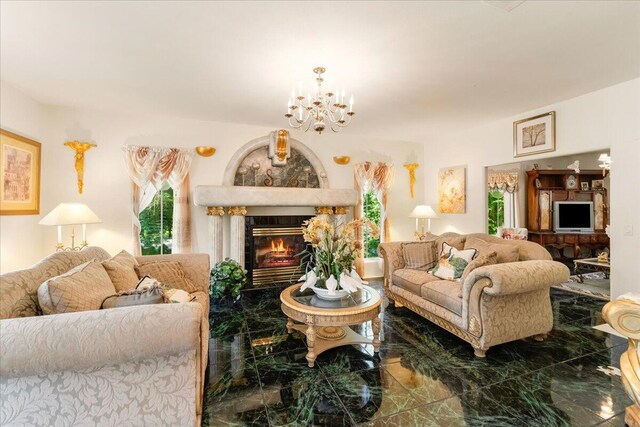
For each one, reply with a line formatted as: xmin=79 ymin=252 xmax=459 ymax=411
xmin=438 ymin=165 xmax=466 ymax=214
xmin=592 ymin=179 xmax=604 ymax=190
xmin=580 ymin=182 xmax=589 ymax=191
xmin=513 ymin=111 xmax=556 ymax=158
xmin=1 ymin=129 xmax=41 ymax=215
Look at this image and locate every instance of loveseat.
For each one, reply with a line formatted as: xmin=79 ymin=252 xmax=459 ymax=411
xmin=378 ymin=233 xmax=569 ymax=357
xmin=0 ymin=247 xmax=210 ymax=426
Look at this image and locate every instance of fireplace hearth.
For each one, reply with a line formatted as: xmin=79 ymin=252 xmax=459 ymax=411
xmin=245 ymin=215 xmax=312 ymax=286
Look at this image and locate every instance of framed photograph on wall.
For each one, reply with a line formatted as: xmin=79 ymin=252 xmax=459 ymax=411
xmin=438 ymin=165 xmax=466 ymax=214
xmin=513 ymin=111 xmax=556 ymax=158
xmin=0 ymin=129 xmax=41 ymax=215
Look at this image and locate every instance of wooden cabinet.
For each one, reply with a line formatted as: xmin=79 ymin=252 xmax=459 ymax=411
xmin=526 ymin=169 xmax=609 ymax=261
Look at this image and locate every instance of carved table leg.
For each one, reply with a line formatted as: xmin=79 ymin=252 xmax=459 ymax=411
xmin=372 ymin=316 xmax=381 ymax=353
xmin=286 ymin=318 xmax=294 ymax=334
xmin=473 ymin=346 xmax=487 ymax=358
xmin=305 ymin=325 xmax=316 ymax=368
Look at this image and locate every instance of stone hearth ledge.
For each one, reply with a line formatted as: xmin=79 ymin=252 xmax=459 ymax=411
xmin=194 ymin=186 xmax=358 ymax=207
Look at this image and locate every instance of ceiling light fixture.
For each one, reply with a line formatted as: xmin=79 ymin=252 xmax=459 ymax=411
xmin=285 ymin=67 xmax=355 ymax=134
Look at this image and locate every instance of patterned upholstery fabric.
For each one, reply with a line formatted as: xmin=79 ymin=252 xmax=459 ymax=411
xmin=0 ymin=247 xmax=111 ymax=319
xmin=464 ymin=236 xmax=520 ymax=264
xmin=460 ymin=251 xmax=498 ymax=284
xmin=37 ymin=260 xmax=116 ymax=315
xmin=390 ymin=284 xmax=463 ymax=328
xmin=435 ymin=235 xmax=466 ymax=252
xmin=393 ymin=268 xmax=440 ymax=295
xmin=401 ymin=241 xmax=437 ymax=271
xmin=102 ymin=250 xmax=139 ymax=292
xmin=136 ymin=261 xmax=199 ymax=293
xmin=0 ymin=351 xmax=196 ymax=426
xmin=420 ymin=280 xmax=463 ymax=316
xmin=136 ymin=254 xmax=209 ymax=294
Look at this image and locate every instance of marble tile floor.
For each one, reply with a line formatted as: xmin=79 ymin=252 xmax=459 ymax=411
xmin=203 ymin=283 xmax=631 ymax=427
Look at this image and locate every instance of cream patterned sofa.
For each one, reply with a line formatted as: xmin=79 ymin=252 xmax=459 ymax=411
xmin=0 ymin=247 xmax=210 ymax=426
xmin=379 ymin=233 xmax=569 ymax=357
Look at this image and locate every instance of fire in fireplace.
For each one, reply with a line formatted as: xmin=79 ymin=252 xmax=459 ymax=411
xmin=245 ymin=216 xmax=312 ymax=286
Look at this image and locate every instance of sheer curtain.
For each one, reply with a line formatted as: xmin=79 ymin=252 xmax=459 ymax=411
xmin=123 ymin=146 xmax=194 ymax=255
xmin=354 ymin=161 xmax=394 ymax=275
xmin=487 ymin=171 xmax=520 ymax=230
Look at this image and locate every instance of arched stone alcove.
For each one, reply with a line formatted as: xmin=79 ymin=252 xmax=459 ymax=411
xmin=222 ymin=133 xmax=329 ymax=188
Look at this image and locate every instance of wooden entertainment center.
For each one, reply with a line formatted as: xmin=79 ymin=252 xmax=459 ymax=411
xmin=526 ymin=169 xmax=609 ymax=261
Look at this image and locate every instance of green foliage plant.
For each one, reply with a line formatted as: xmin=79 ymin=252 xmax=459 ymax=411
xmin=210 ymin=258 xmax=247 ymax=301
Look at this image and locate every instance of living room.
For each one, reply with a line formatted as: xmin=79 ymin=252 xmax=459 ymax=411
xmin=1 ymin=1 xmax=639 ymax=426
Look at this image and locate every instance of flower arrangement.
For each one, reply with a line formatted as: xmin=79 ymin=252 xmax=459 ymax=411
xmin=210 ymin=258 xmax=247 ymax=302
xmin=299 ymin=216 xmax=379 ymax=295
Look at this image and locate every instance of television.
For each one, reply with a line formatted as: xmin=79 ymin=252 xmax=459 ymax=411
xmin=553 ymin=201 xmax=594 ymax=233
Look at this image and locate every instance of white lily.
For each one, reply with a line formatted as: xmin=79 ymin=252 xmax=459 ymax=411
xmin=300 ymin=270 xmax=318 ymax=291
xmin=350 ymin=269 xmax=368 ymax=285
xmin=326 ymin=274 xmax=338 ymax=295
xmin=339 ymin=272 xmax=359 ymax=293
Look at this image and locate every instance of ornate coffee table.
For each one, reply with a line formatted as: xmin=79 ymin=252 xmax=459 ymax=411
xmin=574 ymin=257 xmax=610 ymax=283
xmin=280 ymin=283 xmax=382 ymax=367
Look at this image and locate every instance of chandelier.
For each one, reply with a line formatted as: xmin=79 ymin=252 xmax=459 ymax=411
xmin=285 ymin=67 xmax=355 ymax=134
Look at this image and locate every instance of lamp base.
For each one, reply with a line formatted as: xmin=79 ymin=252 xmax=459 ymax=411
xmin=55 ymin=242 xmax=88 ymax=252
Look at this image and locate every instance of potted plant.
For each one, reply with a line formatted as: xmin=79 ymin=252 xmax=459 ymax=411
xmin=300 ymin=216 xmax=378 ymax=300
xmin=209 ymin=258 xmax=247 ymax=305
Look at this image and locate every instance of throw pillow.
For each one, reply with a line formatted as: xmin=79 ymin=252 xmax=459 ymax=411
xmin=439 ymin=242 xmax=478 ymax=263
xmin=101 ymin=250 xmax=139 ymax=292
xmin=135 ymin=261 xmax=198 ymax=293
xmin=460 ymin=251 xmax=498 ymax=283
xmin=38 ymin=260 xmax=117 ymax=315
xmin=436 ymin=235 xmax=466 ymax=252
xmin=101 ymin=284 xmax=165 ymax=309
xmin=464 ymin=236 xmax=520 ymax=264
xmin=431 ymin=254 xmax=469 ymax=281
xmin=402 ymin=241 xmax=437 ymax=271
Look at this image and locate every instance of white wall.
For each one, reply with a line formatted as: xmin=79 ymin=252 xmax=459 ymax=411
xmin=0 ymin=90 xmax=423 ymax=273
xmin=0 ymin=82 xmax=48 ymax=272
xmin=424 ymin=79 xmax=640 ymax=298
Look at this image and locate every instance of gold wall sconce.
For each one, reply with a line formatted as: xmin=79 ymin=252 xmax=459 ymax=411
xmin=404 ymin=163 xmax=419 ymax=199
xmin=195 ymin=146 xmax=216 ymax=157
xmin=333 ymin=156 xmax=351 ymax=165
xmin=64 ymin=141 xmax=97 ymax=194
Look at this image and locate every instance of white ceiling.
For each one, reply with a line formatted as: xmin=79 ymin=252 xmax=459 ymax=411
xmin=1 ymin=1 xmax=639 ymax=142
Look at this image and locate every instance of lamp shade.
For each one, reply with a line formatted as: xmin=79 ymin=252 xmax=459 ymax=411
xmin=39 ymin=203 xmax=102 ymax=226
xmin=409 ymin=205 xmax=438 ymax=219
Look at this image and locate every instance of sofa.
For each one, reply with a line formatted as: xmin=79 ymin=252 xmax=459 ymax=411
xmin=378 ymin=232 xmax=570 ymax=357
xmin=0 ymin=247 xmax=210 ymax=426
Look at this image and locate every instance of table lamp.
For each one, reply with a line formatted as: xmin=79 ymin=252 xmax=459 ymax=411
xmin=39 ymin=203 xmax=102 ymax=251
xmin=409 ymin=205 xmax=438 ymax=240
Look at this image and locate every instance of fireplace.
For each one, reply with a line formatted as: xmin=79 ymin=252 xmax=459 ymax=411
xmin=245 ymin=215 xmax=312 ymax=286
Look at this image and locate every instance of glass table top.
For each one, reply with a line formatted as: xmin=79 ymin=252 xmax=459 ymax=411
xmin=291 ymin=286 xmax=375 ymax=309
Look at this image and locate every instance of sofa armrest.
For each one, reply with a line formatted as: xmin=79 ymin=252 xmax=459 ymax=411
xmin=463 ymin=260 xmax=569 ymax=297
xmin=603 ymin=297 xmax=640 ymax=341
xmin=136 ymin=253 xmax=210 ymax=294
xmin=0 ymin=302 xmax=203 ymax=378
xmin=378 ymin=242 xmax=407 ymax=287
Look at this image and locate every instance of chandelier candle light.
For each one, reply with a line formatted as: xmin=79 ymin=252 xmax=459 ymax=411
xmin=285 ymin=67 xmax=355 ymax=134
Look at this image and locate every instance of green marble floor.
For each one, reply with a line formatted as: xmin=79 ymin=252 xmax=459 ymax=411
xmin=203 ymin=283 xmax=631 ymax=427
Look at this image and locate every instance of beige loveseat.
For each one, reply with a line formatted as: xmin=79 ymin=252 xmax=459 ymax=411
xmin=379 ymin=233 xmax=569 ymax=357
xmin=0 ymin=247 xmax=210 ymax=426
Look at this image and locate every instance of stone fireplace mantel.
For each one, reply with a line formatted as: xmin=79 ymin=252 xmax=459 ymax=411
xmin=194 ymin=185 xmax=358 ymax=207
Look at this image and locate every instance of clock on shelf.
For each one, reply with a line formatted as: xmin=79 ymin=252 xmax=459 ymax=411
xmin=564 ymin=174 xmax=578 ymax=190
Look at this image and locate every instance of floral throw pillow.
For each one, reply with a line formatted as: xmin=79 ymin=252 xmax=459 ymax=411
xmin=431 ymin=243 xmax=478 ymax=280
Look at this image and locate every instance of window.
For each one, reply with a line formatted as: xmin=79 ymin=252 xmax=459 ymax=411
xmin=139 ymin=184 xmax=174 ymax=255
xmin=362 ymin=190 xmax=381 ymax=258
xmin=487 ymin=190 xmax=505 ymax=235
